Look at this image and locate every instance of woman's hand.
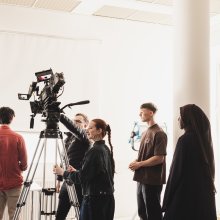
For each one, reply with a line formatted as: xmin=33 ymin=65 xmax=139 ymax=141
xmin=53 ymin=165 xmax=64 ymax=176
xmin=67 ymin=165 xmax=76 ymax=173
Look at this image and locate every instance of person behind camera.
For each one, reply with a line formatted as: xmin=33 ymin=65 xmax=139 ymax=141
xmin=54 ymin=118 xmax=115 ymax=220
xmin=55 ymin=113 xmax=90 ymax=220
xmin=0 ymin=107 xmax=28 ymax=220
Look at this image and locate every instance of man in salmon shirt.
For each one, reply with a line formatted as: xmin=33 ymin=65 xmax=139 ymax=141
xmin=0 ymin=107 xmax=28 ymax=220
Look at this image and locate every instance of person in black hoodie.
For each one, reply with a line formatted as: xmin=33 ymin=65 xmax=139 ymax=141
xmin=54 ymin=118 xmax=115 ymax=220
xmin=162 ymin=104 xmax=217 ymax=220
xmin=55 ymin=113 xmax=90 ymax=220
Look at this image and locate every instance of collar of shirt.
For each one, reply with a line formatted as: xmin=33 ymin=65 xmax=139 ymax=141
xmin=0 ymin=125 xmax=11 ymax=129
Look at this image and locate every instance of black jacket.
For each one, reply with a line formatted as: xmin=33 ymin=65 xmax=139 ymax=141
xmin=57 ymin=114 xmax=90 ymax=181
xmin=64 ymin=140 xmax=114 ymax=196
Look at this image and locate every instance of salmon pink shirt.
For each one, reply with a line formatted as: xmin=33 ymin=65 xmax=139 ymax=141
xmin=0 ymin=125 xmax=27 ymax=190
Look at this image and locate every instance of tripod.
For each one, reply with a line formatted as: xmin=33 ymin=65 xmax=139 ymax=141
xmin=12 ymin=127 xmax=80 ymax=220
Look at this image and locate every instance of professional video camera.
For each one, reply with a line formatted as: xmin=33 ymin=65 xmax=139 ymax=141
xmin=18 ymin=69 xmax=89 ymax=129
xmin=18 ymin=69 xmax=65 ymax=129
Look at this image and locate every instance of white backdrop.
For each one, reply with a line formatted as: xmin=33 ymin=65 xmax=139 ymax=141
xmin=0 ymin=31 xmax=101 ymax=131
xmin=210 ymin=45 xmax=220 ymax=215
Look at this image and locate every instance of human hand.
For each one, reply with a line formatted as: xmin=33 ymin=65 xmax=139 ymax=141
xmin=53 ymin=165 xmax=64 ymax=176
xmin=67 ymin=165 xmax=76 ymax=173
xmin=129 ymin=160 xmax=141 ymax=171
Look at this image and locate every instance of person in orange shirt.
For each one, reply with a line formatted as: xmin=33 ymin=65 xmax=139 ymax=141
xmin=0 ymin=107 xmax=28 ymax=220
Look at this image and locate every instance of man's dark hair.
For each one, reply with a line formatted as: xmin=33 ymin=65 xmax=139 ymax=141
xmin=140 ymin=103 xmax=157 ymax=113
xmin=0 ymin=107 xmax=15 ymax=124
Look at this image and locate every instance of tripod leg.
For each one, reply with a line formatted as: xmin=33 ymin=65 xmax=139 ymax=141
xmin=56 ymin=138 xmax=80 ymax=220
xmin=13 ymin=137 xmax=47 ymax=220
xmin=40 ymin=137 xmax=58 ymax=219
xmin=43 ymin=139 xmax=47 ymax=189
xmin=53 ymin=141 xmax=58 ymax=215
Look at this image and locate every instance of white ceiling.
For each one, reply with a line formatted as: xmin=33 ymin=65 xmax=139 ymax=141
xmin=0 ymin=0 xmax=219 ymax=26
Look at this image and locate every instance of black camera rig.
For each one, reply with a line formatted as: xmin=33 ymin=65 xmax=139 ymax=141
xmin=18 ymin=69 xmax=89 ymax=130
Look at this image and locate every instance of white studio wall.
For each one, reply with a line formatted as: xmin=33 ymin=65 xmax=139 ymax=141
xmin=0 ymin=5 xmax=174 ymax=219
xmin=97 ymin=23 xmax=174 ymax=218
xmin=211 ymin=44 xmax=220 ymax=216
xmin=0 ymin=31 xmax=101 ymax=131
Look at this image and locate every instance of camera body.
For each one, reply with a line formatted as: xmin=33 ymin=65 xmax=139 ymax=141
xmin=18 ymin=69 xmax=65 ymax=129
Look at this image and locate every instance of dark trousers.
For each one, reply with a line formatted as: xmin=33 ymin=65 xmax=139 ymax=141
xmin=79 ymin=195 xmax=115 ymax=220
xmin=56 ymin=182 xmax=83 ymax=220
xmin=137 ymin=183 xmax=163 ymax=220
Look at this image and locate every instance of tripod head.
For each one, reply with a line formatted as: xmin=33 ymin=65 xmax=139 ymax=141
xmin=29 ymin=100 xmax=90 ymax=132
xmin=42 ymin=100 xmax=90 ymax=131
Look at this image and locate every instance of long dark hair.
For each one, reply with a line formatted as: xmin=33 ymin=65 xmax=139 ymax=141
xmin=92 ymin=119 xmax=115 ymax=174
xmin=180 ymin=104 xmax=215 ymax=191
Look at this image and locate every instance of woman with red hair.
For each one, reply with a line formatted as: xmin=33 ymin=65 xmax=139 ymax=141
xmin=54 ymin=118 xmax=115 ymax=220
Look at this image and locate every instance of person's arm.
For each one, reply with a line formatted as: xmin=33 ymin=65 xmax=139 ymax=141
xmin=68 ymin=148 xmax=104 ymax=184
xmin=17 ymin=135 xmax=28 ymax=171
xmin=60 ymin=114 xmax=88 ymax=143
xmin=54 ymin=166 xmax=81 ymax=185
xmin=129 ymin=131 xmax=167 ymax=171
xmin=53 ymin=165 xmax=77 ymax=184
xmin=129 ymin=155 xmax=164 ymax=170
xmin=54 ymin=148 xmax=105 ymax=185
xmin=143 ymin=131 xmax=167 ymax=167
xmin=56 ymin=180 xmax=61 ymax=193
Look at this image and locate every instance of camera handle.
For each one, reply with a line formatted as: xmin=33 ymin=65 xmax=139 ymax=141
xmin=60 ymin=100 xmax=90 ymax=112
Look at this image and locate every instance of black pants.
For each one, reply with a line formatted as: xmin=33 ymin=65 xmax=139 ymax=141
xmin=137 ymin=183 xmax=163 ymax=220
xmin=80 ymin=195 xmax=115 ymax=220
xmin=56 ymin=182 xmax=83 ymax=220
